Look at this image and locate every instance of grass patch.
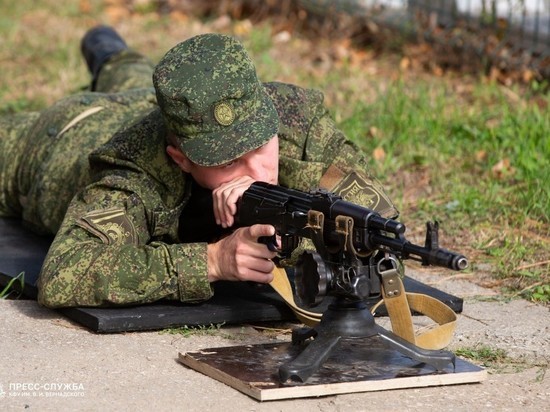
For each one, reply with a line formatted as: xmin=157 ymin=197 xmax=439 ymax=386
xmin=159 ymin=323 xmax=226 ymax=338
xmin=456 ymin=344 xmax=548 ymax=378
xmin=455 ymin=344 xmax=509 ymax=367
xmin=340 ymin=81 xmax=549 ymax=224
xmin=0 ymin=272 xmax=25 ymax=299
xmin=0 ymin=97 xmax=42 ymax=116
xmin=455 ymin=344 xmax=522 ymax=374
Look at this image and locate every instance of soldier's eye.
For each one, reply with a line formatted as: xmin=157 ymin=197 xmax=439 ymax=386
xmin=222 ymin=160 xmax=236 ymax=168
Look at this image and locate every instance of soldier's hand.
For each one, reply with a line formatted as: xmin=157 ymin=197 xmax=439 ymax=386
xmin=211 ymin=175 xmax=255 ymax=229
xmin=206 ymin=224 xmax=277 ymax=283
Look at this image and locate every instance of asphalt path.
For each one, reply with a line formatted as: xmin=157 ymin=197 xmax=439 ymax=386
xmin=1 ymin=269 xmax=548 ymax=411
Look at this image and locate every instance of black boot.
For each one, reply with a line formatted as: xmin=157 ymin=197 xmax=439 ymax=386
xmin=81 ymin=25 xmax=128 ymax=90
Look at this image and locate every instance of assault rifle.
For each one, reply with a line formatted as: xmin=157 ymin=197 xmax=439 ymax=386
xmin=238 ymin=182 xmax=468 ymax=382
xmin=238 ymin=181 xmax=468 ymax=307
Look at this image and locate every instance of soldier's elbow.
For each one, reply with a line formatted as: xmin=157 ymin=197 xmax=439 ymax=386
xmin=37 ymin=269 xmax=75 ymax=308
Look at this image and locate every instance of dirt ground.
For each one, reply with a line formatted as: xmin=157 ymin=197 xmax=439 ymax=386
xmin=1 ymin=268 xmax=548 ymax=411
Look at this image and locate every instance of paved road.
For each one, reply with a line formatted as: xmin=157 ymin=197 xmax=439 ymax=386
xmin=1 ymin=269 xmax=548 ymax=411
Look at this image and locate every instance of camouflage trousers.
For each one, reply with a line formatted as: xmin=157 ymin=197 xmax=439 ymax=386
xmin=0 ymin=51 xmax=157 ymax=235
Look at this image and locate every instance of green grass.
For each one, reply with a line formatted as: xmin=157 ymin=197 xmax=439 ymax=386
xmin=159 ymin=323 xmax=225 ymax=338
xmin=455 ymin=344 xmax=548 ymax=378
xmin=1 ymin=0 xmax=548 ymax=302
xmin=0 ymin=272 xmax=25 ymax=299
xmin=455 ymin=344 xmax=509 ymax=367
xmin=340 ymin=81 xmax=549 ymax=224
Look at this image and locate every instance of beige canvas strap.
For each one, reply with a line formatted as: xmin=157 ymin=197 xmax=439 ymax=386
xmin=269 ymin=267 xmax=321 ymax=327
xmin=270 ymin=267 xmax=456 ymax=350
xmin=371 ymin=273 xmax=457 ymax=350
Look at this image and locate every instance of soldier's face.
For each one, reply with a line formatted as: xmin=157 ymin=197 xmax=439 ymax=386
xmin=168 ymin=135 xmax=279 ymax=190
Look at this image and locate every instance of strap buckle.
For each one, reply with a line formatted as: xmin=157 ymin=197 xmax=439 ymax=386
xmin=377 ymin=254 xmax=402 ymax=299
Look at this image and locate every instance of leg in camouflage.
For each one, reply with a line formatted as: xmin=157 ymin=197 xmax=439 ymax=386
xmin=81 ymin=25 xmax=128 ymax=90
xmin=0 ymin=112 xmax=41 ymax=218
xmin=94 ymin=50 xmax=155 ymax=93
xmin=81 ymin=25 xmax=155 ymax=93
xmin=0 ymin=26 xmax=157 ymax=234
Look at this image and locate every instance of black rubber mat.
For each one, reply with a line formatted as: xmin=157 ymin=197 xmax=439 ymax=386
xmin=0 ymin=217 xmax=463 ymax=333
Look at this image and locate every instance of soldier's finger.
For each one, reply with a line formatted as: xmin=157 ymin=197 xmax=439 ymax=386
xmin=248 ymin=224 xmax=276 ymax=240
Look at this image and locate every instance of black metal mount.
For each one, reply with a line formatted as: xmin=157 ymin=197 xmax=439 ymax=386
xmin=279 ymin=298 xmax=456 ymax=383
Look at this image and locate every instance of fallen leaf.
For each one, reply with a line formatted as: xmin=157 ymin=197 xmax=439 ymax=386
xmin=368 ymin=126 xmax=380 ymax=138
xmin=79 ymin=0 xmax=91 ymax=14
xmin=170 ymin=11 xmax=189 ymax=23
xmin=485 ymin=118 xmax=500 ymax=129
xmin=105 ymin=6 xmax=131 ymax=23
xmin=234 ymin=19 xmax=252 ymax=36
xmin=491 ymin=158 xmax=515 ymax=179
xmin=475 ymin=150 xmax=487 ymax=162
xmin=373 ymin=146 xmax=386 ymax=162
xmin=273 ymin=30 xmax=291 ymax=44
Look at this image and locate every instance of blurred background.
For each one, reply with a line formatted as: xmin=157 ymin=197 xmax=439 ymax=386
xmin=0 ymin=0 xmax=548 ymax=302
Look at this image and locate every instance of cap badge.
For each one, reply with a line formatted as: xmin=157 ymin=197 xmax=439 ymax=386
xmin=214 ymin=102 xmax=235 ymax=126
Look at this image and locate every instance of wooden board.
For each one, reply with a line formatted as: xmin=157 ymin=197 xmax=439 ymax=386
xmin=178 ymin=337 xmax=486 ymax=401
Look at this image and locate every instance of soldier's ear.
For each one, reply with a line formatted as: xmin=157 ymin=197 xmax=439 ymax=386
xmin=166 ymin=145 xmax=193 ymax=173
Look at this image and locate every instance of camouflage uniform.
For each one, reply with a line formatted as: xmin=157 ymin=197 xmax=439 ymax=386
xmin=3 ymin=34 xmax=397 ymax=308
xmin=0 ymin=51 xmax=157 ymax=234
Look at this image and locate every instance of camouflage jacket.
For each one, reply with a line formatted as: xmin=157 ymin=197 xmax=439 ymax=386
xmin=38 ymin=82 xmax=397 ymax=308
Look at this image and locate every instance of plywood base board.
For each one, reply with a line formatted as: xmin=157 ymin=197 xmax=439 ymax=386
xmin=178 ymin=337 xmax=486 ymax=401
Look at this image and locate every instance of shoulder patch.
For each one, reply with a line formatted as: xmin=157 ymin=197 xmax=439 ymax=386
xmin=321 ymin=166 xmax=395 ymax=216
xmin=333 ymin=173 xmax=383 ymax=210
xmin=77 ymin=207 xmax=138 ymax=245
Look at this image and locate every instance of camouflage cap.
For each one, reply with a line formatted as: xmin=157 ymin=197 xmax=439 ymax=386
xmin=153 ymin=33 xmax=279 ymax=167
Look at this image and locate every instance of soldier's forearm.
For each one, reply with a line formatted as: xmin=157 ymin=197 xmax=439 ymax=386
xmin=37 ymin=228 xmax=212 ymax=308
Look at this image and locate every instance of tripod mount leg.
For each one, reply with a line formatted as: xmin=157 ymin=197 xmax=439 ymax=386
xmin=278 ymin=299 xmax=455 ymax=383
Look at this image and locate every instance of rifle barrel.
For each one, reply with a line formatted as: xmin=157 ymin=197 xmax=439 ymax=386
xmin=369 ymin=233 xmax=468 ymax=270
